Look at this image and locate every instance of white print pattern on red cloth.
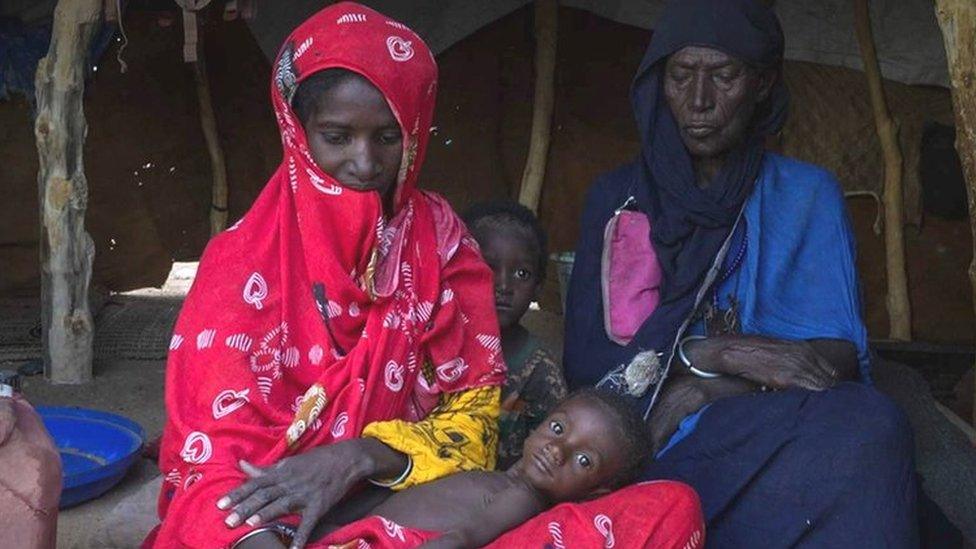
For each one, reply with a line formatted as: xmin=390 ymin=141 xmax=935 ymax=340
xmin=293 ymin=37 xmax=313 ymax=60
xmin=356 ymin=540 xmax=370 ymax=549
xmin=385 ymin=20 xmax=408 ymax=30
xmin=684 ymin=528 xmax=704 ymax=549
xmin=243 ymin=272 xmax=269 ymax=310
xmin=383 ymin=311 xmax=400 ymax=329
xmin=547 ymin=521 xmax=566 ymax=549
xmin=287 ymin=156 xmax=299 ymax=193
xmin=169 ymin=334 xmax=184 ymax=350
xmin=212 ymin=388 xmax=250 ymax=419
xmin=326 ymin=300 xmax=343 ymax=319
xmin=386 ymin=35 xmax=414 ymax=62
xmin=308 ymin=344 xmax=325 ymax=366
xmin=381 ymin=518 xmax=406 ymax=541
xmin=436 ymin=357 xmax=468 ymax=384
xmin=165 ymin=468 xmax=182 ymax=486
xmin=183 ymin=471 xmax=203 ymax=491
xmin=348 ymin=302 xmax=360 ymax=317
xmin=225 ymin=333 xmax=253 ymax=352
xmin=249 ymin=323 xmax=297 ymax=379
xmin=180 ymin=431 xmax=213 ymax=464
xmin=256 ymin=376 xmax=274 ymax=399
xmin=384 ymin=360 xmax=405 ymax=392
xmin=305 ymin=167 xmax=342 ymax=196
xmin=331 ymin=412 xmax=349 ymax=438
xmin=594 ymin=514 xmax=615 ymax=548
xmin=439 ymin=288 xmax=454 ymax=304
xmin=196 ymin=329 xmax=216 ymax=350
xmin=406 ymin=352 xmax=418 ymax=373
xmin=336 ymin=12 xmax=366 ymax=24
xmin=416 ymin=301 xmax=434 ymax=324
xmin=282 ymin=346 xmax=300 ymax=368
xmin=476 ymin=334 xmax=501 ymax=354
xmin=357 ymin=378 xmax=366 ymax=394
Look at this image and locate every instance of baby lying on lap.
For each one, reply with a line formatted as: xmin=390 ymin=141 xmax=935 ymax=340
xmin=316 ymin=388 xmax=691 ymax=549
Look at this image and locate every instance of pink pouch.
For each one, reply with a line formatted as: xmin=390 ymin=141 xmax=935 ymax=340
xmin=601 ymin=204 xmax=661 ymax=345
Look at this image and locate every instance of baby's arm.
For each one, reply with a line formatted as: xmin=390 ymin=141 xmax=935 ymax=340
xmin=418 ymin=486 xmax=543 ymax=549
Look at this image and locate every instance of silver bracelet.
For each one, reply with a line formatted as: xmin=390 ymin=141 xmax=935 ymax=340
xmin=231 ymin=526 xmax=283 ymax=549
xmin=678 ymin=335 xmax=722 ymax=379
xmin=368 ymin=455 xmax=413 ymax=488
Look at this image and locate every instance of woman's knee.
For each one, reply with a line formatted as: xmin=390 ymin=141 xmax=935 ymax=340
xmin=809 ymin=383 xmax=914 ymax=459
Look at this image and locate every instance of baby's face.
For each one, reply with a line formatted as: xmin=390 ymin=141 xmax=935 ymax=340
xmin=516 ymin=395 xmax=626 ymax=503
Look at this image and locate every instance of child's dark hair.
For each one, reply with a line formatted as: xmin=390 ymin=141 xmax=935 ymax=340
xmin=293 ymin=68 xmax=359 ymax=125
xmin=462 ymin=200 xmax=548 ymax=280
xmin=567 ymin=387 xmax=651 ymax=488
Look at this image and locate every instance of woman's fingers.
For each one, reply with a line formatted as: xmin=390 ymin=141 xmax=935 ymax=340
xmin=217 ymin=460 xmax=273 ymax=511
xmin=226 ymin=486 xmax=282 ymax=527
xmin=244 ymin=495 xmax=297 ymax=527
xmin=240 ymin=459 xmax=267 ymax=478
xmin=289 ymin=502 xmax=323 ymax=549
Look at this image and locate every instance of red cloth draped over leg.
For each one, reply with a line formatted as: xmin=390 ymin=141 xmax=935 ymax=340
xmin=311 ymin=481 xmax=703 ymax=549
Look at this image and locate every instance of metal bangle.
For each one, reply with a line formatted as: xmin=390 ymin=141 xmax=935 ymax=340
xmin=678 ymin=335 xmax=722 ymax=379
xmin=368 ymin=455 xmax=413 ymax=488
xmin=231 ymin=526 xmax=282 ymax=549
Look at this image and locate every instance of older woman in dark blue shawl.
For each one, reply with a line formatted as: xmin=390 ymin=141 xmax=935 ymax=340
xmin=563 ymin=0 xmax=917 ymax=546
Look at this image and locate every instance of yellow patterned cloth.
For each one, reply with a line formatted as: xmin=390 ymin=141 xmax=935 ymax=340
xmin=362 ymin=385 xmax=500 ymax=489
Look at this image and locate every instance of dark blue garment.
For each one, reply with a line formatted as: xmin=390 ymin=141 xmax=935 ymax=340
xmin=644 ymin=383 xmax=919 ymax=548
xmin=563 ymin=0 xmax=789 ymax=386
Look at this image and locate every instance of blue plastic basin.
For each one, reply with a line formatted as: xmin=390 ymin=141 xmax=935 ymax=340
xmin=36 ymin=406 xmax=145 ymax=509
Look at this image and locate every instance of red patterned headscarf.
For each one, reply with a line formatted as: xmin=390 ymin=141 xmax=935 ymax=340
xmin=153 ymin=3 xmax=504 ymax=546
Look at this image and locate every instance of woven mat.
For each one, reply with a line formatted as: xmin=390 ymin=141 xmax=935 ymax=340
xmin=93 ymin=296 xmax=183 ymax=360
xmin=0 ymin=296 xmax=183 ymax=364
xmin=0 ymin=299 xmax=42 ymax=364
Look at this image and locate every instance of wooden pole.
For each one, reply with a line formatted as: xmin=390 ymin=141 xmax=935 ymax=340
xmin=517 ymin=0 xmax=558 ymax=213
xmin=34 ymin=0 xmax=101 ymax=384
xmin=933 ymin=0 xmax=976 ymax=426
xmin=853 ymin=0 xmax=912 ymax=341
xmin=188 ymin=19 xmax=229 ymax=237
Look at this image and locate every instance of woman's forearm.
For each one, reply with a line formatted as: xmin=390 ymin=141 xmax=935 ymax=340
xmin=357 ymin=437 xmax=410 ymax=480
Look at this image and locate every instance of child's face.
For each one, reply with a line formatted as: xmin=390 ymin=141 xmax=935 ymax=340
xmin=516 ymin=396 xmax=626 ymax=503
xmin=477 ymin=226 xmax=540 ymax=331
xmin=302 ymin=74 xmax=402 ymax=208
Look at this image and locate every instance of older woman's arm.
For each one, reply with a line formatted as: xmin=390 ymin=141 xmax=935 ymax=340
xmin=685 ymin=335 xmax=859 ymax=390
xmin=647 ymin=335 xmax=859 ymax=452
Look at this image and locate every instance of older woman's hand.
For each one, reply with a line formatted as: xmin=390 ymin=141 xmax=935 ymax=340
xmin=686 ymin=335 xmax=842 ymax=391
xmin=218 ymin=438 xmax=407 ymax=548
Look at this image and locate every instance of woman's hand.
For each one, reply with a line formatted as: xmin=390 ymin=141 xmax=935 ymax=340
xmin=218 ymin=438 xmax=408 ymax=548
xmin=687 ymin=335 xmax=839 ymax=391
xmin=648 ymin=376 xmax=709 ymax=453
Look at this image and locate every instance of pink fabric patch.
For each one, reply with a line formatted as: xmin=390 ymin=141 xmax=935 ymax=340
xmin=602 ymin=210 xmax=661 ymax=345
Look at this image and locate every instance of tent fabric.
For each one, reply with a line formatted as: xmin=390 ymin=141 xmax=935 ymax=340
xmin=247 ymin=0 xmax=949 ymax=88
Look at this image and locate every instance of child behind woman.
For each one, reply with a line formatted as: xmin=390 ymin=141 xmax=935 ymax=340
xmin=463 ymin=201 xmax=569 ymax=468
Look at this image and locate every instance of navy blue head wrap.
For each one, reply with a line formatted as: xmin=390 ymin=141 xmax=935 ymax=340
xmin=629 ymin=0 xmax=789 ymax=363
xmin=563 ymin=0 xmax=788 ymax=390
